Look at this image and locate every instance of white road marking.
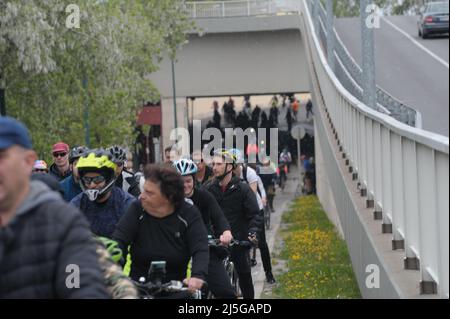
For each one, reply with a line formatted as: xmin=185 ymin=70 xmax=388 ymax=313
xmin=381 ymin=17 xmax=449 ymax=69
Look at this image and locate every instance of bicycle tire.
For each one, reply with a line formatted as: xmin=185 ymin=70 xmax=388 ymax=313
xmin=280 ymin=174 xmax=286 ymax=191
xmin=233 ymin=267 xmax=242 ymax=298
xmin=264 ymin=206 xmax=271 ymax=230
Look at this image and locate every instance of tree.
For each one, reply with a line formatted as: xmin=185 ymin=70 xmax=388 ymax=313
xmin=0 ymin=0 xmax=194 ymax=162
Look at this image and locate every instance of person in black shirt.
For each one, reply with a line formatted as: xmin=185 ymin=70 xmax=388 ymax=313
xmin=204 ymin=149 xmax=261 ymax=299
xmin=192 ymin=150 xmax=213 ymax=187
xmin=113 ymin=164 xmax=209 ymax=297
xmin=173 ymin=159 xmax=236 ymax=298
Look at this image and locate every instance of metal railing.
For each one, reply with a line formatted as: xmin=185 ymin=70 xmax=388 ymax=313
xmin=311 ymin=0 xmax=419 ymax=127
xmin=186 ymin=0 xmax=419 ymax=127
xmin=184 ymin=0 xmax=301 ymax=18
xmin=302 ymin=0 xmax=449 ymax=298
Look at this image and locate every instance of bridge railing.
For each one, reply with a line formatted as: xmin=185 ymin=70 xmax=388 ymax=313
xmin=302 ymin=0 xmax=449 ymax=298
xmin=184 ymin=0 xmax=301 ymax=18
xmin=310 ymin=1 xmax=419 ymax=127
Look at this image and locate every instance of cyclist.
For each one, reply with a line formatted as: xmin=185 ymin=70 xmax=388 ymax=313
xmin=279 ymin=147 xmax=292 ymax=170
xmin=192 ymin=149 xmax=214 ymax=187
xmin=60 ymin=146 xmax=89 ymax=202
xmin=278 ymin=147 xmax=292 ymax=188
xmin=70 ymin=149 xmax=136 ymax=238
xmin=259 ymin=157 xmax=278 ymax=212
xmin=231 ymin=151 xmax=276 ymax=285
xmin=30 ymin=164 xmax=137 ymax=299
xmin=173 ymin=158 xmax=236 ymax=298
xmin=204 ymin=149 xmax=260 ymax=299
xmin=49 ymin=142 xmax=71 ymax=181
xmin=113 ymin=164 xmax=209 ymax=298
xmin=0 ymin=117 xmax=109 ymax=298
xmin=108 ymin=145 xmax=141 ymax=197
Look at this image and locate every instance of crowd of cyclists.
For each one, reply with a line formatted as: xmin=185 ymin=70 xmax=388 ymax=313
xmin=0 ymin=115 xmax=308 ymax=299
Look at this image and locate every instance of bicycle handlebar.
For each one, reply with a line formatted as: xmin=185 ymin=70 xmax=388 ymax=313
xmin=207 ymin=237 xmax=254 ymax=248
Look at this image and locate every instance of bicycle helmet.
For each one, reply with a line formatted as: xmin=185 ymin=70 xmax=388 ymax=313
xmin=96 ymin=237 xmax=123 ymax=264
xmin=69 ymin=146 xmax=89 ymax=164
xmin=228 ymin=148 xmax=244 ymax=164
xmin=108 ymin=145 xmax=127 ymax=164
xmin=213 ymin=149 xmax=238 ymax=168
xmin=33 ymin=160 xmax=48 ymax=171
xmin=173 ymin=159 xmax=198 ymax=176
xmin=76 ymin=149 xmax=117 ymax=201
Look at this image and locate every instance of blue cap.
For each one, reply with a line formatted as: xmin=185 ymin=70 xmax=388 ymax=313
xmin=0 ymin=116 xmax=33 ymax=150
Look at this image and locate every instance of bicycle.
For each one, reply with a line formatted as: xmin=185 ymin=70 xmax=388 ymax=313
xmin=278 ymin=163 xmax=288 ymax=191
xmin=132 ymin=261 xmax=202 ymax=299
xmin=264 ymin=205 xmax=271 ymax=230
xmin=207 ymin=237 xmax=253 ymax=298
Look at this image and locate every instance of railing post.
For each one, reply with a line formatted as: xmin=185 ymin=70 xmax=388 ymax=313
xmin=222 ymin=2 xmax=225 ymax=17
xmin=193 ymin=2 xmax=197 ymax=19
xmin=247 ymin=1 xmax=251 ymax=16
xmin=313 ymin=0 xmax=320 ymax=36
xmin=360 ymin=0 xmax=377 ymax=110
xmin=326 ymin=0 xmax=335 ymax=71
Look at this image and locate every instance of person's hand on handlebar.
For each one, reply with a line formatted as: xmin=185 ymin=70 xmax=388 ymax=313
xmin=262 ymin=197 xmax=268 ymax=207
xmin=220 ymin=230 xmax=233 ymax=246
xmin=184 ymin=277 xmax=204 ymax=294
xmin=248 ymin=232 xmax=258 ymax=245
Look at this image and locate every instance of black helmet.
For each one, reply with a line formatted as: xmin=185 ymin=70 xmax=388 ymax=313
xmin=108 ymin=145 xmax=127 ymax=164
xmin=69 ymin=146 xmax=89 ymax=164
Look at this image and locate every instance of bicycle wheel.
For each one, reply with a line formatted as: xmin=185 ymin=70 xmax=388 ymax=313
xmin=232 ymin=267 xmax=242 ymax=298
xmin=280 ymin=175 xmax=286 ymax=191
xmin=264 ymin=206 xmax=271 ymax=230
xmin=224 ymin=259 xmax=234 ymax=286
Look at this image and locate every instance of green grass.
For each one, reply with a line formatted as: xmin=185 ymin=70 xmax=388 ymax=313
xmin=271 ymin=195 xmax=361 ymax=299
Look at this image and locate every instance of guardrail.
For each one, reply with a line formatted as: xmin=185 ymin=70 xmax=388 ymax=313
xmin=311 ymin=0 xmax=419 ymax=127
xmin=184 ymin=0 xmax=301 ymax=18
xmin=303 ymin=0 xmax=449 ymax=298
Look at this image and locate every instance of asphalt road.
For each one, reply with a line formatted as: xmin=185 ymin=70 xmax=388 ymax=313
xmin=335 ymin=16 xmax=449 ymax=137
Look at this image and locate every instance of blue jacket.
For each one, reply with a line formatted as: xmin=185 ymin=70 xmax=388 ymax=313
xmin=60 ymin=175 xmax=82 ymax=202
xmin=70 ymin=187 xmax=136 ymax=238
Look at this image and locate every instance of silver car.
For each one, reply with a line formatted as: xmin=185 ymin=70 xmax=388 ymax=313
xmin=418 ymin=1 xmax=449 ymax=39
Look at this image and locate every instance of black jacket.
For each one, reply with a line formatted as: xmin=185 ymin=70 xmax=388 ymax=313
xmin=0 ymin=181 xmax=109 ymax=299
xmin=113 ymin=200 xmax=209 ymax=283
xmin=49 ymin=163 xmax=71 ymax=182
xmin=203 ymin=177 xmax=261 ymax=241
xmin=190 ymin=188 xmax=230 ymax=237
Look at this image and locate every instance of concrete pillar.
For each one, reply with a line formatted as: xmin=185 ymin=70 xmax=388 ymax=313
xmin=161 ymin=97 xmax=190 ymax=160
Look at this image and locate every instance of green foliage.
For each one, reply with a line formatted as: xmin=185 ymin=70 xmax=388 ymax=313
xmin=271 ymin=195 xmax=361 ymax=299
xmin=0 ymin=0 xmax=194 ymax=161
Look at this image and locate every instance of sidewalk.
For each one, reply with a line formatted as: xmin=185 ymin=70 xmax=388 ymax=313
xmin=252 ymin=165 xmax=301 ymax=299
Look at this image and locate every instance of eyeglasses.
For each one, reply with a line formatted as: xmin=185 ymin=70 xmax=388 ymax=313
xmin=53 ymin=152 xmax=67 ymax=158
xmin=82 ymin=175 xmax=106 ymax=185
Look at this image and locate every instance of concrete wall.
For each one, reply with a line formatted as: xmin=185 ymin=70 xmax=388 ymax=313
xmin=151 ymin=16 xmax=311 ymax=152
xmin=148 ymin=29 xmax=310 ymax=98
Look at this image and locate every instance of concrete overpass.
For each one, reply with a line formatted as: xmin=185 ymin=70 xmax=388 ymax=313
xmin=148 ymin=0 xmax=449 ymax=299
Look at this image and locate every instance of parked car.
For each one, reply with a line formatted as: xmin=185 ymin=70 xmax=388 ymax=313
xmin=418 ymin=1 xmax=449 ymax=39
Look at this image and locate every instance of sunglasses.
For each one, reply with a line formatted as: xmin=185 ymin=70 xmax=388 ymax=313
xmin=82 ymin=175 xmax=106 ymax=185
xmin=53 ymin=152 xmax=67 ymax=158
xmin=34 ymin=169 xmax=48 ymax=173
